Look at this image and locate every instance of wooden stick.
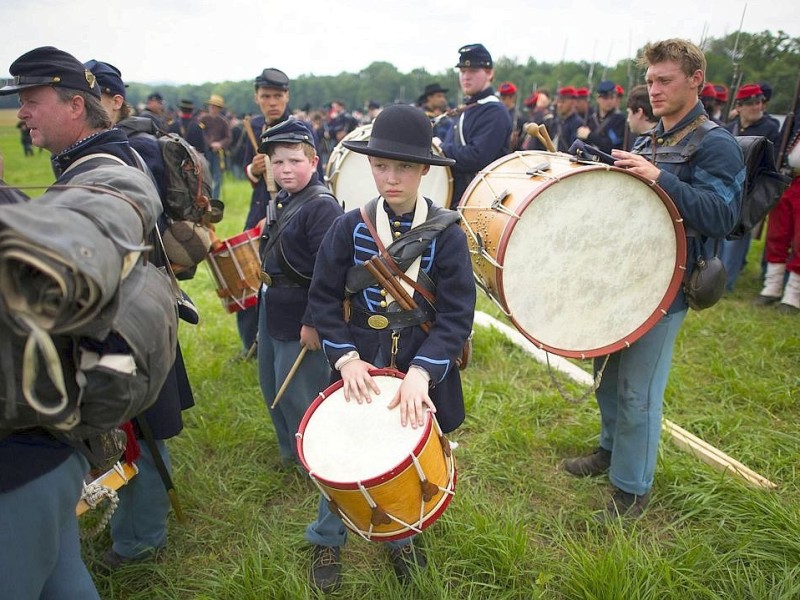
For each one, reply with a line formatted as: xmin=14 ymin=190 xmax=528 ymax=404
xmin=472 ymin=311 xmax=779 ymax=491
xmin=367 ymin=257 xmax=431 ymax=333
xmin=662 ymin=419 xmax=778 ymax=490
xmin=271 ymin=346 xmax=308 ymax=409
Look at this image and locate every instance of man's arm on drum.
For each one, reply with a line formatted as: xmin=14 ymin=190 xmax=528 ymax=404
xmin=611 ymin=133 xmax=744 ymax=238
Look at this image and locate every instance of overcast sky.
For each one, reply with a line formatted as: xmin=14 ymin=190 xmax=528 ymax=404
xmin=2 ymin=0 xmax=798 ymax=85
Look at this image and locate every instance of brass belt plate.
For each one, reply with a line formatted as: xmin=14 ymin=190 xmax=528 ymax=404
xmin=259 ymin=271 xmax=272 ymax=285
xmin=367 ymin=314 xmax=389 ymax=330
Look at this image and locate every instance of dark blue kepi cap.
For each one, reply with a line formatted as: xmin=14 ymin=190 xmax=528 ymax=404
xmin=597 ymin=80 xmax=618 ymax=95
xmin=259 ymin=117 xmax=316 ymax=152
xmin=84 ymin=59 xmax=127 ymax=98
xmin=456 ymin=43 xmax=493 ymax=69
xmin=255 ymin=68 xmax=290 ymax=90
xmin=0 ymin=46 xmax=101 ymax=97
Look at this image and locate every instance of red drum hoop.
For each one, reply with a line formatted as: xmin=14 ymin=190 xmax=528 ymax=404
xmin=459 ymin=151 xmax=686 ymax=359
xmin=297 ymin=368 xmax=456 ymax=542
xmin=206 ymin=226 xmax=261 ymax=313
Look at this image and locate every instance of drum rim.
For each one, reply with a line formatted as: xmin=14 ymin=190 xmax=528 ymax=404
xmin=297 ymin=368 xmax=438 ymax=489
xmin=462 ymin=152 xmax=688 ymax=359
xmin=356 ymin=469 xmax=458 ymax=542
xmin=222 ymin=292 xmax=258 ymax=313
xmin=207 ymin=225 xmax=261 ymax=256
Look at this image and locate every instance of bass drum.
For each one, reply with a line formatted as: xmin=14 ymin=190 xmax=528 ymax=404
xmin=459 ymin=151 xmax=687 ymax=359
xmin=325 ymin=124 xmax=452 ymax=211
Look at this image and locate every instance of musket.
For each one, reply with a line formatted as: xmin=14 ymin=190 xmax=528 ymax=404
xmin=776 ymin=74 xmax=800 ymax=170
xmin=723 ymin=4 xmax=748 ymax=122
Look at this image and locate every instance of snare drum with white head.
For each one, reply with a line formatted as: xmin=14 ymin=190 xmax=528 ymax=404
xmin=325 ymin=124 xmax=453 ymax=211
xmin=460 ymin=151 xmax=687 ymax=359
xmin=296 ymin=369 xmax=456 ymax=542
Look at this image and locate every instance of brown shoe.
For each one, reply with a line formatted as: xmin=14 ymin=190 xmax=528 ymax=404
xmin=563 ymin=447 xmax=611 ymax=477
xmin=594 ymin=488 xmax=651 ymax=523
xmin=776 ymin=303 xmax=799 ymax=315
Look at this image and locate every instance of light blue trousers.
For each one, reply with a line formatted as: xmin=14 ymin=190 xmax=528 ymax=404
xmin=110 ymin=440 xmax=171 ymax=558
xmin=257 ymin=308 xmax=332 ymax=464
xmin=0 ymin=451 xmax=100 ymax=600
xmin=595 ymin=309 xmax=688 ymax=496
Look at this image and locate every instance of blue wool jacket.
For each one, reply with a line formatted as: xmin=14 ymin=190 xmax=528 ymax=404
xmin=309 ymin=199 xmax=475 ymax=433
xmin=632 ymin=101 xmax=746 ymax=311
xmin=260 ymin=174 xmax=343 ymax=340
xmin=441 ymin=87 xmax=511 ymax=207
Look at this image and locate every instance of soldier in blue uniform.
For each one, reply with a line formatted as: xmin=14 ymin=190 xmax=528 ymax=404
xmin=563 ymin=39 xmax=744 ymax=521
xmin=235 ymin=68 xmax=293 ymax=354
xmin=440 ymin=43 xmax=511 ymax=208
xmin=530 ymin=86 xmax=582 ymax=153
xmin=168 ymin=99 xmax=208 ymax=154
xmin=576 ymin=80 xmax=628 ymax=153
xmin=84 ymin=58 xmax=197 ymax=570
xmin=304 ymin=104 xmax=475 ymax=593
xmin=0 ymin=45 xmax=174 ymax=599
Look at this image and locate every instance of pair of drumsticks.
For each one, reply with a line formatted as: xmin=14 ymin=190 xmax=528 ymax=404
xmin=272 ymin=255 xmax=429 ymax=408
xmin=524 ymin=122 xmax=556 ymax=153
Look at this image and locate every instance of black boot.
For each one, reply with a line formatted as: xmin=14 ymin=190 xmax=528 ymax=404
xmin=594 ymin=487 xmax=651 ymax=523
xmin=563 ymin=447 xmax=611 ymax=477
xmin=310 ymin=545 xmax=341 ymax=594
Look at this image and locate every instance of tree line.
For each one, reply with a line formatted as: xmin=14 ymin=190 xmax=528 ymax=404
xmin=2 ymin=31 xmax=798 ymax=116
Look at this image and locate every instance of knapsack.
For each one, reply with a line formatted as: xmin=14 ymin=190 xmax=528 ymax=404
xmin=118 ymin=117 xmax=222 ymax=224
xmin=158 ymin=132 xmax=217 ymax=223
xmin=664 ymin=121 xmax=790 ymax=240
xmin=117 ymin=117 xmax=223 ymax=272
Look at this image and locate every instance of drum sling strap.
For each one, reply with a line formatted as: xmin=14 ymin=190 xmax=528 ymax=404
xmin=260 ymin=184 xmax=335 ymax=287
xmin=348 ymin=199 xmax=472 ymax=369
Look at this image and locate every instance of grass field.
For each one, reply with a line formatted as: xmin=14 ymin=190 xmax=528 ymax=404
xmin=1 ymin=108 xmax=798 ymax=599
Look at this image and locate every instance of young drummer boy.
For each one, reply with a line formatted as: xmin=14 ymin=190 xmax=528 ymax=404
xmin=304 ymin=104 xmax=476 ymax=592
xmin=256 ymin=118 xmax=342 ymax=467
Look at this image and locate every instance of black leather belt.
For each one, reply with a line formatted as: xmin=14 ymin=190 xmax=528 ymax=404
xmin=259 ymin=272 xmax=302 ymax=288
xmin=348 ymin=305 xmax=431 ymax=330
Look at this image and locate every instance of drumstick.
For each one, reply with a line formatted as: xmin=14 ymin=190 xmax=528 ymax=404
xmin=367 ymin=257 xmax=432 ymax=333
xmin=525 ymin=123 xmax=557 ymax=153
xmin=271 ymin=346 xmax=308 ymax=409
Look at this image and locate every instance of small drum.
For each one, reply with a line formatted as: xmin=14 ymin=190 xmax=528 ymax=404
xmin=297 ymin=369 xmax=456 ymax=542
xmin=460 ymin=151 xmax=687 ymax=358
xmin=325 ymin=124 xmax=453 ymax=210
xmin=206 ymin=227 xmax=261 ymax=313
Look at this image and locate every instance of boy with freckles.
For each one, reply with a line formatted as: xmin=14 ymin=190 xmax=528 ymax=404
xmin=256 ymin=118 xmax=342 ymax=468
xmin=304 ymin=104 xmax=475 ymax=593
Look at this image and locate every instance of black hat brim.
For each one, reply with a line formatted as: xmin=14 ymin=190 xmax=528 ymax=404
xmin=342 ymin=140 xmax=455 ymax=167
xmin=0 ymin=82 xmax=43 ymax=96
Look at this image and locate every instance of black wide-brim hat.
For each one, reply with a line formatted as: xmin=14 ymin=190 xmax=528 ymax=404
xmin=342 ymin=104 xmax=455 ymax=167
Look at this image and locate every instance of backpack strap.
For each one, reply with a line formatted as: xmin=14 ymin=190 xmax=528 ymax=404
xmin=260 ymin=184 xmax=334 ymax=269
xmin=349 ymin=198 xmax=461 ymax=303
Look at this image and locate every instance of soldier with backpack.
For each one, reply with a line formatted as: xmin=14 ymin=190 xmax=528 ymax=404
xmin=0 ymin=45 xmax=175 ymax=599
xmin=85 ymin=58 xmax=197 ymax=570
xmin=563 ymin=39 xmax=745 ymax=521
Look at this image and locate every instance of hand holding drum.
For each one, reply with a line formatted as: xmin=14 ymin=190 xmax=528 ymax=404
xmin=340 ymin=360 xmax=435 ymax=428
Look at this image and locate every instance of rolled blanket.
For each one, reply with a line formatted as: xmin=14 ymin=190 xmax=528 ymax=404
xmin=1 ymin=262 xmax=177 ymax=437
xmin=0 ymin=165 xmax=160 ymax=338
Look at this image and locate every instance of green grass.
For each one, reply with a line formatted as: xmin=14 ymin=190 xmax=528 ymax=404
xmin=2 ymin=110 xmax=798 ymax=599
